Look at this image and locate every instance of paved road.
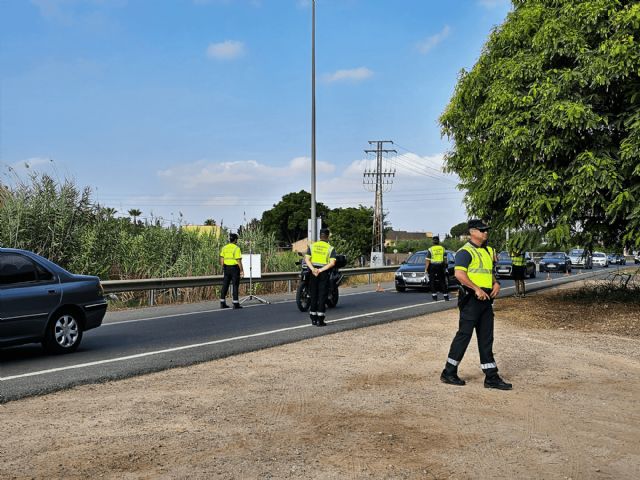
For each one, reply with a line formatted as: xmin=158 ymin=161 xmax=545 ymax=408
xmin=0 ymin=267 xmax=615 ymax=402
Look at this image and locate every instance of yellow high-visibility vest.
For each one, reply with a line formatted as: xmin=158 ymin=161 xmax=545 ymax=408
xmin=306 ymin=241 xmax=335 ymax=266
xmin=429 ymin=245 xmax=445 ymax=263
xmin=220 ymin=243 xmax=242 ymax=266
xmin=511 ymin=253 xmax=526 ymax=267
xmin=455 ymin=242 xmax=494 ymax=289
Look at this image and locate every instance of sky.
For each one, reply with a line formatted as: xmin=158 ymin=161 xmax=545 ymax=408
xmin=0 ymin=0 xmax=512 ymax=237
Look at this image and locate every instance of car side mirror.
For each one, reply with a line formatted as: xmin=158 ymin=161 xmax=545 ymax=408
xmin=401 ymin=261 xmax=406 ymax=265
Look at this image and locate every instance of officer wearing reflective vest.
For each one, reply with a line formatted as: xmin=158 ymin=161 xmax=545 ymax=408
xmin=440 ymin=219 xmax=512 ymax=390
xmin=219 ymin=233 xmax=244 ymax=309
xmin=510 ymin=249 xmax=526 ymax=298
xmin=304 ymin=227 xmax=337 ymax=327
xmin=425 ymin=236 xmax=449 ymax=301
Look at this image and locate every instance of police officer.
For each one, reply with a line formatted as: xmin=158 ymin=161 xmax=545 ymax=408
xmin=219 ymin=233 xmax=244 ymax=309
xmin=426 ymin=236 xmax=449 ymax=301
xmin=440 ymin=219 xmax=512 ymax=390
xmin=304 ymin=227 xmax=337 ymax=327
xmin=510 ymin=249 xmax=526 ymax=298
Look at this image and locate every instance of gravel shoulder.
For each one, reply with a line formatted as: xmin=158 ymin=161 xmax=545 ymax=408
xmin=1 ymin=281 xmax=639 ymax=479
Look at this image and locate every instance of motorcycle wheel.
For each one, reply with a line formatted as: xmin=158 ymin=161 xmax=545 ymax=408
xmin=296 ymin=282 xmax=311 ymax=312
xmin=326 ymin=287 xmax=339 ymax=308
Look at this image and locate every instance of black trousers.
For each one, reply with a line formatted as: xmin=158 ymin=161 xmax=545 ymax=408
xmin=309 ymin=270 xmax=330 ymax=317
xmin=428 ymin=263 xmax=448 ymax=295
xmin=446 ymin=293 xmax=497 ymax=374
xmin=221 ymin=265 xmax=240 ymax=303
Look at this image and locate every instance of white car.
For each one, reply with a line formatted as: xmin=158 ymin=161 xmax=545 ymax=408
xmin=568 ymin=248 xmax=593 ymax=269
xmin=592 ymin=251 xmax=608 ymax=267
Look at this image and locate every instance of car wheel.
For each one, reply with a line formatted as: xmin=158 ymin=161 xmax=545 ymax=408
xmin=326 ymin=287 xmax=339 ymax=308
xmin=296 ymin=282 xmax=311 ymax=312
xmin=396 ymin=286 xmax=406 ymax=292
xmin=43 ymin=310 xmax=83 ymax=354
xmin=529 ymin=267 xmax=536 ymax=279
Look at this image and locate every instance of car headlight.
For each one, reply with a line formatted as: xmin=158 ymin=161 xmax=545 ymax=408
xmin=395 ymin=272 xmax=402 ymax=278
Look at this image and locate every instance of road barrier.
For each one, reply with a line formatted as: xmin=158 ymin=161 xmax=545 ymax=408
xmin=101 ymin=266 xmax=398 ymax=295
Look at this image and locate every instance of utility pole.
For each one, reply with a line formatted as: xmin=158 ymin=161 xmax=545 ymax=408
xmin=310 ymin=0 xmax=317 ymax=242
xmin=363 ymin=140 xmax=396 ymax=263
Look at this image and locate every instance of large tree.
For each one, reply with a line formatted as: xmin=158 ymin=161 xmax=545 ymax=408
xmin=261 ymin=190 xmax=331 ymax=244
xmin=327 ymin=205 xmax=374 ymax=257
xmin=440 ymin=0 xmax=640 ymax=249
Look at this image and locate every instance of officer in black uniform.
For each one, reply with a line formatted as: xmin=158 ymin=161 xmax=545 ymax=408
xmin=425 ymin=236 xmax=449 ymax=301
xmin=304 ymin=228 xmax=337 ymax=327
xmin=440 ymin=219 xmax=512 ymax=390
xmin=219 ymin=233 xmax=244 ymax=309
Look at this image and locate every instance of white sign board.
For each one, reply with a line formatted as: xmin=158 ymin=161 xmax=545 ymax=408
xmin=241 ymin=254 xmax=262 ymax=279
xmin=370 ymin=252 xmax=384 ymax=268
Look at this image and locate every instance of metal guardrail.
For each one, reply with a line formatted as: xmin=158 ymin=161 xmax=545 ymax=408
xmin=101 ymin=266 xmax=398 ymax=294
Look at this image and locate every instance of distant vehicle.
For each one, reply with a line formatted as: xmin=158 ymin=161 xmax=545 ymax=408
xmin=539 ymin=252 xmax=572 ymax=273
xmin=635 ymin=253 xmax=640 ymax=265
xmin=394 ymin=250 xmax=459 ymax=292
xmin=0 ymin=248 xmax=107 ymax=353
xmin=494 ymin=251 xmax=536 ymax=279
xmin=592 ymin=252 xmax=608 ymax=267
xmin=568 ymin=249 xmax=593 ymax=269
xmin=608 ymin=253 xmax=626 ymax=265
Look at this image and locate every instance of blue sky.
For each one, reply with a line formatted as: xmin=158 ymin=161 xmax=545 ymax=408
xmin=1 ymin=0 xmax=511 ymax=236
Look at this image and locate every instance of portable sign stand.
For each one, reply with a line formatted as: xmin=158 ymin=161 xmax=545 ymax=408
xmin=239 ymin=244 xmax=269 ymax=305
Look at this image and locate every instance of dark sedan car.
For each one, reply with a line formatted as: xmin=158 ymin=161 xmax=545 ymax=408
xmin=0 ymin=248 xmax=107 ymax=353
xmin=539 ymin=252 xmax=572 ymax=273
xmin=394 ymin=250 xmax=458 ymax=292
xmin=494 ymin=251 xmax=536 ymax=279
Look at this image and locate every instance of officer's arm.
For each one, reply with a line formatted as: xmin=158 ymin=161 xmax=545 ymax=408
xmin=490 ymin=273 xmax=500 ymax=298
xmin=320 ymin=258 xmax=336 ymax=273
xmin=219 ymin=255 xmax=224 ymax=269
xmin=304 ymin=255 xmax=315 ymax=271
xmin=237 ymin=258 xmax=244 ymax=276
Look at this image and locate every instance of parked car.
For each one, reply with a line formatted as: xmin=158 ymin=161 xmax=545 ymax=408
xmin=635 ymin=253 xmax=640 ymax=264
xmin=539 ymin=252 xmax=572 ymax=273
xmin=0 ymin=248 xmax=107 ymax=353
xmin=494 ymin=251 xmax=536 ymax=279
xmin=592 ymin=251 xmax=609 ymax=267
xmin=394 ymin=250 xmax=458 ymax=292
xmin=568 ymin=249 xmax=593 ymax=269
xmin=608 ymin=253 xmax=626 ymax=265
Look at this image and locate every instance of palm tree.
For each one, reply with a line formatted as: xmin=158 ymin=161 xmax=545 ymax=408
xmin=204 ymin=218 xmax=217 ymax=226
xmin=128 ymin=208 xmax=142 ymax=225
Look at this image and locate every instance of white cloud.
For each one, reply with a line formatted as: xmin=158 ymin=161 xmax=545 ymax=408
xmin=323 ymin=67 xmax=373 ymax=83
xmin=206 ymin=40 xmax=245 ymax=60
xmin=416 ymin=25 xmax=451 ymax=54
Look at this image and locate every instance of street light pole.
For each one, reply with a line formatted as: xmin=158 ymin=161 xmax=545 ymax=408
xmin=310 ymin=0 xmax=317 ymax=243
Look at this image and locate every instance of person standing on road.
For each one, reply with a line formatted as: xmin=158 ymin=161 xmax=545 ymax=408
xmin=219 ymin=233 xmax=244 ymax=309
xmin=426 ymin=236 xmax=449 ymax=301
xmin=510 ymin=249 xmax=526 ymax=298
xmin=305 ymin=228 xmax=337 ymax=327
xmin=440 ymin=219 xmax=512 ymax=390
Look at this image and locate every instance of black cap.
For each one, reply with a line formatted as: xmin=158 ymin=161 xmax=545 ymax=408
xmin=229 ymin=233 xmax=238 ymax=242
xmin=319 ymin=227 xmax=330 ymax=237
xmin=433 ymin=235 xmax=440 ymax=243
xmin=467 ymin=219 xmax=490 ymax=231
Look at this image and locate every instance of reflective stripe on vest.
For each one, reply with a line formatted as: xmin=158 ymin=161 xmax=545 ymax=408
xmin=309 ymin=241 xmax=333 ymax=266
xmin=511 ymin=254 xmax=525 ymax=267
xmin=220 ymin=243 xmax=241 ymax=266
xmin=429 ymin=245 xmax=445 ymax=263
xmin=459 ymin=242 xmax=494 ymax=289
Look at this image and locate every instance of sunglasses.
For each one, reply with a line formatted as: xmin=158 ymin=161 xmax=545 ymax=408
xmin=473 ymin=228 xmax=489 ymax=233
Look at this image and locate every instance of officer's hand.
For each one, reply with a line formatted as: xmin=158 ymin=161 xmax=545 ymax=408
xmin=240 ymin=272 xmax=244 ymax=278
xmin=490 ymin=282 xmax=500 ymax=298
xmin=475 ymin=288 xmax=490 ymax=301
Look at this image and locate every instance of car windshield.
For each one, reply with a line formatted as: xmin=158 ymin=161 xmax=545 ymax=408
xmin=407 ymin=253 xmax=426 ymax=265
xmin=498 ymin=252 xmax=511 ymax=260
xmin=593 ymin=253 xmax=605 ymax=258
xmin=543 ymin=252 xmax=563 ymax=258
xmin=569 ymin=249 xmax=584 ymax=255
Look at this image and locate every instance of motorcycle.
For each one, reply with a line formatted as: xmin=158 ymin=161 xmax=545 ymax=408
xmin=296 ymin=254 xmax=346 ymax=312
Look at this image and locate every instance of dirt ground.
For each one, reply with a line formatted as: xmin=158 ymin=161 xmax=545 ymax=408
xmin=1 ymin=282 xmax=639 ymax=480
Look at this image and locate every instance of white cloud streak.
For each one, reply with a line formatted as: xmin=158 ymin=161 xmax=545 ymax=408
xmin=416 ymin=25 xmax=451 ymax=54
xmin=322 ymin=67 xmax=373 ymax=83
xmin=206 ymin=40 xmax=246 ymax=60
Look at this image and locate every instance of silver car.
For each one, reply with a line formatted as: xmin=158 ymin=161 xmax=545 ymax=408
xmin=0 ymin=248 xmax=107 ymax=353
xmin=592 ymin=251 xmax=608 ymax=267
xmin=568 ymin=248 xmax=593 ymax=269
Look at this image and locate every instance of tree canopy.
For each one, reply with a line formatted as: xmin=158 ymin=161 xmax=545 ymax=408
xmin=440 ymin=0 xmax=640 ymax=249
xmin=260 ymin=190 xmax=331 ymax=244
xmin=327 ymin=206 xmax=374 ymax=257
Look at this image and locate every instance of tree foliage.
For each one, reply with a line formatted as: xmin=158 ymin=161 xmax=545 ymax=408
xmin=327 ymin=205 xmax=374 ymax=257
xmin=260 ymin=190 xmax=331 ymax=244
xmin=440 ymin=0 xmax=640 ymax=249
xmin=449 ymin=222 xmax=469 ymax=239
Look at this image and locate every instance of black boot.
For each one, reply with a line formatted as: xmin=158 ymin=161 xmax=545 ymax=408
xmin=440 ymin=367 xmax=466 ymax=386
xmin=444 ymin=294 xmax=450 ymax=301
xmin=220 ymin=302 xmax=230 ymax=309
xmin=316 ymin=315 xmax=326 ymax=327
xmin=233 ymin=303 xmax=243 ymax=309
xmin=310 ymin=314 xmax=317 ymax=326
xmin=484 ymin=374 xmax=512 ymax=390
